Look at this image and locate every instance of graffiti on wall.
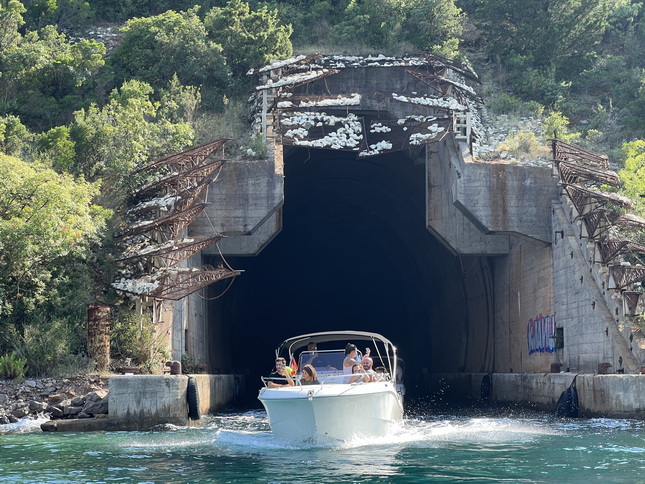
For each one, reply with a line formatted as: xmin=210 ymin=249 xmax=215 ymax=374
xmin=527 ymin=313 xmax=556 ymax=355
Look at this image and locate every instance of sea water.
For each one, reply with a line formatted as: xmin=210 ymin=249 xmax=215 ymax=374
xmin=2 ymin=404 xmax=645 ymax=483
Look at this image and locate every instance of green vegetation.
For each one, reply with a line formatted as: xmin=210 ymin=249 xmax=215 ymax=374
xmin=0 ymin=353 xmax=27 ymax=380
xmin=2 ymin=0 xmax=645 ymax=376
xmin=110 ymin=309 xmax=170 ymax=374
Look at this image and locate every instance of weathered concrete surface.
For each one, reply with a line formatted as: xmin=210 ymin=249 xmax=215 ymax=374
xmin=190 ymin=155 xmax=284 ymax=256
xmin=107 ymin=374 xmax=241 ymax=431
xmin=108 ymin=375 xmax=190 ymax=430
xmin=430 ymin=373 xmax=645 ymax=418
xmin=191 ymin=374 xmax=240 ymax=417
xmin=428 ymin=138 xmax=559 ymax=251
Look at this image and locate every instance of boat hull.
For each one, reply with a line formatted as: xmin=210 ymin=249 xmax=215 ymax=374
xmin=258 ymin=381 xmax=403 ymax=441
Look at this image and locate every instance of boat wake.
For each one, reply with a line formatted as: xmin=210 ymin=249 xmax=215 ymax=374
xmin=204 ymin=409 xmax=560 ymax=451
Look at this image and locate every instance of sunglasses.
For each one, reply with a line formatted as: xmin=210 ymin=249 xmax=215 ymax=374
xmin=303 ymin=367 xmax=312 ymax=376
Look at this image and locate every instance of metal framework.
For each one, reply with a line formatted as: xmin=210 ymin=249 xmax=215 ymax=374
xmin=597 ymin=237 xmax=645 ymax=264
xmin=551 ymin=139 xmax=609 ymax=169
xmin=609 ymin=264 xmax=645 ymax=290
xmin=137 ymin=139 xmax=229 ymax=174
xmin=557 ymin=161 xmax=620 ymax=187
xmin=135 ymin=160 xmax=225 ymax=198
xmin=117 ymin=234 xmax=224 ymax=267
xmin=114 ymin=266 xmax=241 ymax=301
xmin=117 ymin=203 xmax=208 ymax=240
xmin=563 ymin=184 xmax=633 ymax=216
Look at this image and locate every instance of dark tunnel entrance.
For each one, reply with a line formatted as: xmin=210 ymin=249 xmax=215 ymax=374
xmin=206 ymin=147 xmax=493 ymax=404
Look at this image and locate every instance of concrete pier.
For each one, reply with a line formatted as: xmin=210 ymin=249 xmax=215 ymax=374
xmin=430 ymin=373 xmax=645 ymax=419
xmin=41 ymin=374 xmax=242 ymax=432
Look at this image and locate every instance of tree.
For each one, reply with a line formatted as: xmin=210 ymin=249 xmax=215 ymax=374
xmin=204 ymin=0 xmax=293 ymax=79
xmin=0 ymin=24 xmax=105 ymax=130
xmin=69 ymin=79 xmax=195 ymax=190
xmin=475 ymin=0 xmax=628 ymax=104
xmin=619 ymin=139 xmax=645 ymax=216
xmin=0 ymin=0 xmax=25 ymax=55
xmin=109 ymin=7 xmax=231 ymax=110
xmin=0 ymin=155 xmax=111 ymax=358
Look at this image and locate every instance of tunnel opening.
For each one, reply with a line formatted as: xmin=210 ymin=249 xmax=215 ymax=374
xmin=206 ymin=147 xmax=493 ymax=405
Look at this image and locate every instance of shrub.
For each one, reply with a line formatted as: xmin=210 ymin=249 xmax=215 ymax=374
xmin=111 ymin=309 xmax=170 ymax=374
xmin=0 ymin=353 xmax=27 ymax=380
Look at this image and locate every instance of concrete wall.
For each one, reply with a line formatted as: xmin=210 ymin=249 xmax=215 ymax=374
xmin=492 ymin=237 xmax=555 ymax=373
xmin=430 ymin=372 xmax=645 ymax=418
xmin=190 ymin=154 xmax=284 ymax=256
xmin=108 ymin=374 xmax=242 ymax=431
xmin=551 ymin=197 xmax=639 ymax=374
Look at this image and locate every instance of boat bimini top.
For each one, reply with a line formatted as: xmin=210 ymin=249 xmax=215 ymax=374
xmin=275 ymin=330 xmax=398 ymax=378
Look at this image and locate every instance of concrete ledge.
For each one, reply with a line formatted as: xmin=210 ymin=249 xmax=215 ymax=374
xmin=106 ymin=374 xmax=243 ymax=431
xmin=108 ymin=374 xmax=190 ymax=430
xmin=430 ymin=373 xmax=645 ymax=419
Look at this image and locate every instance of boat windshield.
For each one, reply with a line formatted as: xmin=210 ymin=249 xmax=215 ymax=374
xmin=298 ymin=349 xmax=345 ymax=375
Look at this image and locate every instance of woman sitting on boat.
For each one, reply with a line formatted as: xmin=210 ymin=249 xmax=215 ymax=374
xmin=300 ymin=364 xmax=319 ymax=385
xmin=348 ymin=363 xmax=370 ymax=384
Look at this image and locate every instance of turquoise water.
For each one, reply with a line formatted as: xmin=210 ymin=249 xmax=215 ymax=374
xmin=2 ymin=405 xmax=645 ymax=483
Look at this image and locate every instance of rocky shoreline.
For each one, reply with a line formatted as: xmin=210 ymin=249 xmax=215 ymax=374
xmin=0 ymin=375 xmax=109 ymax=426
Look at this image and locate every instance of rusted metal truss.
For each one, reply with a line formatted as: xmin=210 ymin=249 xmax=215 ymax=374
xmin=623 ymin=290 xmax=642 ymax=313
xmin=551 ymin=139 xmax=609 ymax=169
xmin=248 ymin=54 xmax=322 ymax=76
xmin=597 ymin=237 xmax=645 ymax=264
xmin=404 ymin=69 xmax=482 ymax=103
xmin=256 ymin=69 xmax=340 ymax=91
xmin=616 ymin=213 xmax=645 ymax=230
xmin=128 ymin=171 xmax=217 ymax=219
xmin=563 ymin=184 xmax=633 ymax=215
xmin=112 ymin=266 xmax=242 ymax=301
xmin=578 ymin=208 xmax=620 ymax=239
xmin=609 ymin=264 xmax=645 ymax=290
xmin=134 ymin=160 xmax=225 ymax=198
xmin=137 ymin=139 xmax=229 ymax=174
xmin=117 ymin=234 xmax=223 ymax=267
xmin=557 ymin=161 xmax=620 ymax=187
xmin=117 ymin=203 xmax=207 ymax=240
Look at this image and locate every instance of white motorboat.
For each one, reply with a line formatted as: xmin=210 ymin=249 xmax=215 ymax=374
xmin=258 ymin=330 xmax=404 ymax=441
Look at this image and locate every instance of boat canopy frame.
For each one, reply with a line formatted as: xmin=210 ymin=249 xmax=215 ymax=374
xmin=274 ymin=330 xmax=398 ymax=377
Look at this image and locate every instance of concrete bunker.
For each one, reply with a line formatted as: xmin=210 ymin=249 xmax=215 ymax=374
xmin=114 ymin=54 xmax=645 ymax=411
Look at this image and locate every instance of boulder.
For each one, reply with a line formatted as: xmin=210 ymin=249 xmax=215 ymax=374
xmin=29 ymin=400 xmax=48 ymax=412
xmin=63 ymin=405 xmax=82 ymax=416
xmin=82 ymin=396 xmax=108 ymax=416
xmin=12 ymin=407 xmax=28 ymax=418
xmin=48 ymin=405 xmax=64 ymax=419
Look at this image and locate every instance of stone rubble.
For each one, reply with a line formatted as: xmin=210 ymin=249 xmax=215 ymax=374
xmin=0 ymin=375 xmax=109 ymax=425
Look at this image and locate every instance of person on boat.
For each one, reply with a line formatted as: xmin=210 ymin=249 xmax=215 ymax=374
xmin=302 ymin=341 xmax=318 ymax=367
xmin=361 ymin=349 xmax=377 ymax=382
xmin=266 ymin=357 xmax=294 ymax=388
xmin=300 ymin=364 xmax=320 ymax=385
xmin=343 ymin=343 xmax=360 ymax=372
xmin=374 ymin=366 xmax=387 ymax=381
xmin=348 ymin=363 xmax=369 ymax=383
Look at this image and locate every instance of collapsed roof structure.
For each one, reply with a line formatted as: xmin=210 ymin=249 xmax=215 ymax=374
xmin=248 ymin=53 xmax=482 ymax=158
